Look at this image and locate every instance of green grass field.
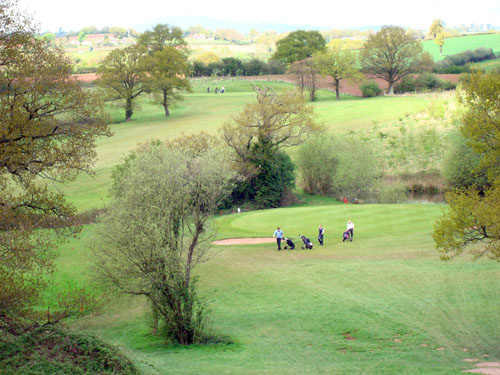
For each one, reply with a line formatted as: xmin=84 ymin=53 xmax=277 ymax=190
xmin=50 ymin=203 xmax=500 ymax=375
xmin=39 ymin=73 xmax=500 ymax=374
xmin=422 ymin=33 xmax=500 ymax=61
xmin=472 ymin=58 xmax=500 ymax=72
xmin=59 ymin=80 xmax=430 ymax=211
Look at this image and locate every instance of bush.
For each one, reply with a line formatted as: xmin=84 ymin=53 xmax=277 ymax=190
xmin=436 ymin=47 xmax=496 ymax=70
xmin=332 ymin=138 xmax=380 ymax=201
xmin=394 ymin=76 xmax=416 ymax=94
xmin=394 ymin=73 xmax=456 ymax=94
xmin=0 ymin=325 xmax=139 ymax=375
xmin=442 ymin=132 xmax=489 ymax=190
xmin=296 ymin=134 xmax=339 ymax=195
xmin=360 ymin=81 xmax=382 ymax=97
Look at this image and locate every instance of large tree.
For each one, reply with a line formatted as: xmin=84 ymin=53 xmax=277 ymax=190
xmin=360 ymin=26 xmax=432 ymax=95
xmin=222 ymin=87 xmax=320 ymax=207
xmin=138 ymin=24 xmax=191 ymax=116
xmin=92 ymin=142 xmax=234 ymax=344
xmin=314 ymin=47 xmax=362 ymax=100
xmin=145 ymin=46 xmax=192 ymax=116
xmin=96 ymin=44 xmax=149 ymax=121
xmin=272 ymin=30 xmax=326 ymax=65
xmin=433 ymin=72 xmax=500 ymax=260
xmin=138 ymin=24 xmax=187 ymax=53
xmin=0 ymin=0 xmax=109 ymax=327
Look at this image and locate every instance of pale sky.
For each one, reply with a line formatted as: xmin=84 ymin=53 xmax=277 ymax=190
xmin=19 ymin=0 xmax=500 ymax=32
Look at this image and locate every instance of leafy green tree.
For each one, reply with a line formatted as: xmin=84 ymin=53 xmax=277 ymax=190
xmin=360 ymin=26 xmax=432 ymax=95
xmin=222 ymin=87 xmax=320 ymax=207
xmin=138 ymin=24 xmax=191 ymax=116
xmin=314 ymin=47 xmax=362 ymax=100
xmin=77 ymin=30 xmax=86 ymax=43
xmin=92 ymin=142 xmax=234 ymax=344
xmin=138 ymin=23 xmax=186 ymax=53
xmin=434 ymin=72 xmax=500 ymax=260
xmin=272 ymin=30 xmax=326 ymax=65
xmin=145 ymin=46 xmax=192 ymax=116
xmin=0 ymin=1 xmax=109 ymax=327
xmin=96 ymin=44 xmax=149 ymax=121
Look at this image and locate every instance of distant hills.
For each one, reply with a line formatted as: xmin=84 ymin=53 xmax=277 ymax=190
xmin=135 ymin=16 xmax=382 ymax=33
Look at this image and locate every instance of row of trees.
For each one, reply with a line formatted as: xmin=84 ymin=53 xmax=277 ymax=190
xmin=96 ymin=24 xmax=191 ymax=120
xmin=271 ymin=27 xmax=433 ymax=97
xmin=191 ymin=57 xmax=286 ymax=77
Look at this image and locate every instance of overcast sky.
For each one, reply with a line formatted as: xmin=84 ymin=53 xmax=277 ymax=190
xmin=18 ymin=0 xmax=500 ymax=32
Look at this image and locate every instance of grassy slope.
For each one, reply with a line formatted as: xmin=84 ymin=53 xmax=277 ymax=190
xmin=57 ymin=204 xmax=500 ymax=375
xmin=60 ymin=80 xmax=428 ymax=211
xmin=421 ymin=33 xmax=500 ymax=61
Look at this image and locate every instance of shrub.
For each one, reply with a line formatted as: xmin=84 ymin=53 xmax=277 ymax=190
xmin=296 ymin=134 xmax=340 ymax=195
xmin=360 ymin=81 xmax=382 ymax=97
xmin=332 ymin=138 xmax=380 ymax=201
xmin=0 ymin=325 xmax=139 ymax=375
xmin=442 ymin=132 xmax=489 ymax=190
xmin=394 ymin=76 xmax=416 ymax=93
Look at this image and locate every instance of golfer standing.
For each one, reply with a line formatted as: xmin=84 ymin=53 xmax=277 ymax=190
xmin=347 ymin=220 xmax=355 ymax=241
xmin=318 ymin=225 xmax=325 ymax=246
xmin=273 ymin=227 xmax=284 ymax=251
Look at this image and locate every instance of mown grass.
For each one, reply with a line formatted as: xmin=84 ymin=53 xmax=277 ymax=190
xmin=421 ymin=33 xmax=500 ymax=61
xmin=59 ymin=80 xmax=429 ymax=211
xmin=51 ymin=203 xmax=500 ymax=375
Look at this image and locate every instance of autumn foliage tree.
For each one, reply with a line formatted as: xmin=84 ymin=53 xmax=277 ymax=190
xmin=0 ymin=0 xmax=109 ymax=327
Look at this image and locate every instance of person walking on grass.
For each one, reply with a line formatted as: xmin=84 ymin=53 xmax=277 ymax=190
xmin=318 ymin=225 xmax=325 ymax=246
xmin=347 ymin=220 xmax=355 ymax=241
xmin=273 ymin=226 xmax=284 ymax=251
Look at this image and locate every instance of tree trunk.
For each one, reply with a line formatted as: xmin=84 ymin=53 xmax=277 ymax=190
xmin=387 ymin=80 xmax=395 ymax=96
xmin=335 ymin=79 xmax=340 ymax=100
xmin=163 ymin=90 xmax=170 ymax=116
xmin=125 ymin=96 xmax=133 ymax=121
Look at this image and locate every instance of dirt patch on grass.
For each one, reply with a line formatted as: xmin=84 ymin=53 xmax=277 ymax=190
xmin=464 ymin=362 xmax=500 ymax=374
xmin=212 ymin=238 xmax=275 ymax=245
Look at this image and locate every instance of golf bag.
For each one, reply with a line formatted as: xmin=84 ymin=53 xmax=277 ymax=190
xmin=300 ymin=235 xmax=313 ymax=250
xmin=283 ymin=237 xmax=295 ymax=250
xmin=342 ymin=230 xmax=350 ymax=242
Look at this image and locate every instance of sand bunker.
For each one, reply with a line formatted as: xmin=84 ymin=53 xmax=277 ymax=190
xmin=212 ymin=238 xmax=275 ymax=245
